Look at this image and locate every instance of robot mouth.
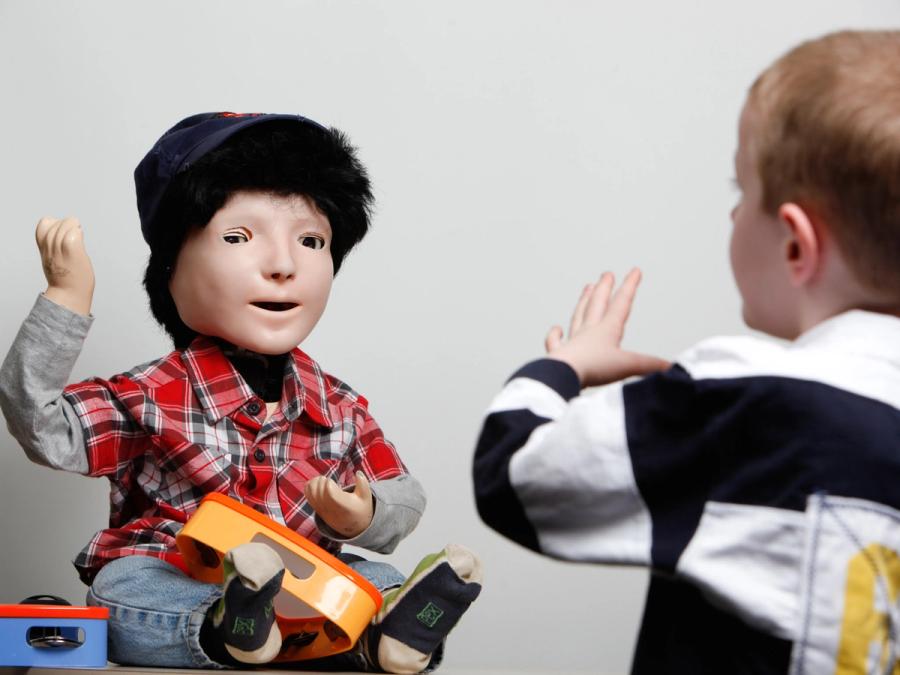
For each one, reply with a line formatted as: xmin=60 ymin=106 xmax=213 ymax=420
xmin=252 ymin=301 xmax=299 ymax=312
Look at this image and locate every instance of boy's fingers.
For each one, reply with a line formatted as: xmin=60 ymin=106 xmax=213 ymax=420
xmin=584 ymin=272 xmax=615 ymax=324
xmin=570 ymin=283 xmax=593 ymax=335
xmin=608 ymin=268 xmax=642 ymax=326
xmin=545 ymin=325 xmax=564 ymax=352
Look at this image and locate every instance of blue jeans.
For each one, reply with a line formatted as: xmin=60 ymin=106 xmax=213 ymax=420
xmin=86 ymin=554 xmax=405 ymax=669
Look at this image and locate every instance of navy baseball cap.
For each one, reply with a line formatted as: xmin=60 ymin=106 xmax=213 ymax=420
xmin=134 ymin=112 xmax=328 ymax=244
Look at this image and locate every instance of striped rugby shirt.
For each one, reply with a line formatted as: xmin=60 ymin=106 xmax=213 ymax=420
xmin=474 ymin=309 xmax=900 ymax=674
xmin=0 ymin=295 xmax=423 ymax=586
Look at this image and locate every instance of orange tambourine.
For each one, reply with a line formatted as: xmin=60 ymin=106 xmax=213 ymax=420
xmin=176 ymin=493 xmax=382 ymax=662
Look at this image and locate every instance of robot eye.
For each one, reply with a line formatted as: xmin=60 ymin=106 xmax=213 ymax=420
xmin=222 ymin=230 xmax=250 ymax=244
xmin=300 ymin=235 xmax=326 ymax=250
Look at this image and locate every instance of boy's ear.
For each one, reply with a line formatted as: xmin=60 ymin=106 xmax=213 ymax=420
xmin=778 ymin=202 xmax=821 ymax=287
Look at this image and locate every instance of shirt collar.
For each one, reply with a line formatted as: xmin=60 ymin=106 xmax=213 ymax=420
xmin=180 ymin=336 xmax=334 ymax=428
xmin=794 ymin=309 xmax=900 ymax=366
xmin=283 ymin=348 xmax=334 ymax=428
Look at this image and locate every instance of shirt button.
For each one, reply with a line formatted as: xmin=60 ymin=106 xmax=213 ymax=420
xmin=246 ymin=400 xmax=261 ymax=415
xmin=253 ymin=449 xmax=265 ymax=462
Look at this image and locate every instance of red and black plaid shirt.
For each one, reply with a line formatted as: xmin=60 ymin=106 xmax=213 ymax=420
xmin=63 ymin=336 xmax=407 ymax=585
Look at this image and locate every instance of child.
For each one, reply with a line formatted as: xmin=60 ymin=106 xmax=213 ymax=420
xmin=473 ymin=30 xmax=900 ymax=674
xmin=0 ymin=112 xmax=481 ymax=672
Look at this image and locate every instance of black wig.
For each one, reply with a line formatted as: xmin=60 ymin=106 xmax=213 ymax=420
xmin=142 ymin=121 xmax=373 ymax=349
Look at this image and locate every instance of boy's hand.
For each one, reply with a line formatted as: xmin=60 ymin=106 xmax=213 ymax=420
xmin=35 ymin=217 xmax=95 ymax=316
xmin=546 ymin=268 xmax=670 ymax=387
xmin=304 ymin=472 xmax=374 ymax=538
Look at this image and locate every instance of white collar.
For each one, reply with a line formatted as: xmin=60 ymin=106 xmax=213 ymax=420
xmin=794 ymin=310 xmax=900 ymax=366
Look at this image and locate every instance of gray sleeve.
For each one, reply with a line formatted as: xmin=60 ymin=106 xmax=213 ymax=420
xmin=0 ymin=294 xmax=92 ymax=473
xmin=316 ymin=473 xmax=427 ymax=554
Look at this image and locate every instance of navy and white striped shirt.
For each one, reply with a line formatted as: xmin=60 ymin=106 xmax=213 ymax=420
xmin=473 ymin=310 xmax=900 ymax=674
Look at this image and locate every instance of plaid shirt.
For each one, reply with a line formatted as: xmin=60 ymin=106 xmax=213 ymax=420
xmin=63 ymin=336 xmax=407 ymax=585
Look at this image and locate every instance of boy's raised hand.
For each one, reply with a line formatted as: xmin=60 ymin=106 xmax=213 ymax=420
xmin=546 ymin=268 xmax=669 ymax=387
xmin=35 ymin=217 xmax=95 ymax=316
xmin=304 ymin=472 xmax=374 ymax=538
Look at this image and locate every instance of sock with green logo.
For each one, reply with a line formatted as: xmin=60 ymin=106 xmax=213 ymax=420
xmin=206 ymin=542 xmax=285 ymax=664
xmin=367 ymin=544 xmax=482 ymax=674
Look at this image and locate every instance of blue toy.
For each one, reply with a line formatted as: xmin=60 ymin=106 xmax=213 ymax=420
xmin=0 ymin=602 xmax=108 ymax=667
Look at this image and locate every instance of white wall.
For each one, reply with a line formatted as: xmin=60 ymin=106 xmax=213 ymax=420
xmin=1 ymin=1 xmax=897 ymax=671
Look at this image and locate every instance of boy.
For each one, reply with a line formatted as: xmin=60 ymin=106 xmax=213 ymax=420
xmin=0 ymin=112 xmax=481 ymax=671
xmin=473 ymin=30 xmax=900 ymax=674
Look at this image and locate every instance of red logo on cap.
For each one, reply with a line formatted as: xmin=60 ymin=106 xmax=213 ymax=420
xmin=216 ymin=112 xmax=263 ymax=118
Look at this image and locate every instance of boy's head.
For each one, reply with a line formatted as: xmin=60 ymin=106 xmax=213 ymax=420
xmin=137 ymin=113 xmax=373 ymax=353
xmin=730 ymin=30 xmax=900 ymax=338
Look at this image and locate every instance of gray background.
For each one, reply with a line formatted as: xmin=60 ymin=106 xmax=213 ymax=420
xmin=1 ymin=1 xmax=898 ymax=672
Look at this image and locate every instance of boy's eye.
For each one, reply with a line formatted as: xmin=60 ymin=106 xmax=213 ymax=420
xmin=299 ymin=235 xmax=326 ymax=250
xmin=222 ymin=230 xmax=250 ymax=244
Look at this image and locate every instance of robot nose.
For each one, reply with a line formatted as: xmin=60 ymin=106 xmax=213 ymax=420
xmin=263 ymin=247 xmax=297 ymax=281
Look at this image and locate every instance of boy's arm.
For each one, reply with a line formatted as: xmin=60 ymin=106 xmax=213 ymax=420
xmin=473 ymin=269 xmax=670 ymax=563
xmin=543 ymin=269 xmax=669 ymax=387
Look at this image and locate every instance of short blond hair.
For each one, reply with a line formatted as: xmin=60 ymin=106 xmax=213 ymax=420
xmin=749 ymin=30 xmax=900 ymax=295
